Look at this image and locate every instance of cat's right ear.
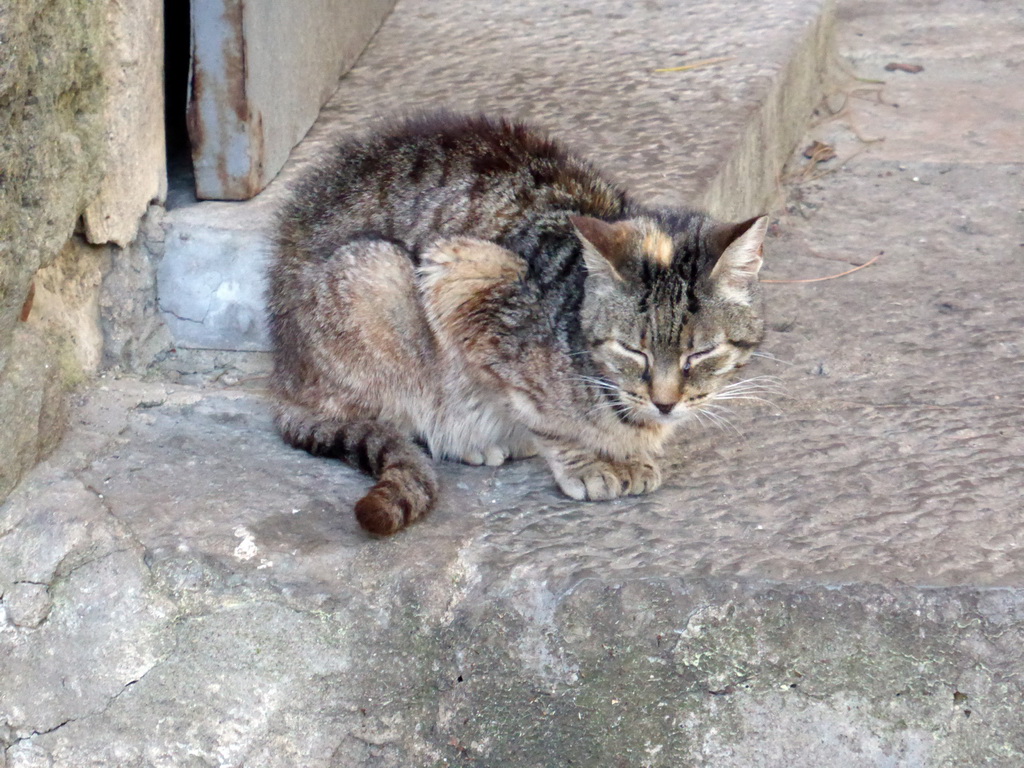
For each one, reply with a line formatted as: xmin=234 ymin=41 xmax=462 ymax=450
xmin=571 ymin=216 xmax=633 ymax=282
xmin=709 ymin=215 xmax=768 ymax=304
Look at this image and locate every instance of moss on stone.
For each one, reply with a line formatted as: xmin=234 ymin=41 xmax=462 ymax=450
xmin=0 ymin=0 xmax=108 ymax=499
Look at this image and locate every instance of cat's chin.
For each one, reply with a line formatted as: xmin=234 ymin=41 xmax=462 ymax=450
xmin=631 ymin=407 xmax=687 ymax=429
xmin=655 ymin=406 xmax=706 ymax=429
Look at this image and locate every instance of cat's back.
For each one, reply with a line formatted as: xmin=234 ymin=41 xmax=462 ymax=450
xmin=277 ymin=113 xmax=626 ymax=258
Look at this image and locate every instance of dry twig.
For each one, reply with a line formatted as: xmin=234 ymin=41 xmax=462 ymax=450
xmin=761 ymin=255 xmax=880 ymax=284
xmin=654 ymin=56 xmax=735 ymax=73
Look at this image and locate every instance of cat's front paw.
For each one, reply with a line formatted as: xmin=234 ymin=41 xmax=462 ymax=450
xmin=460 ymin=437 xmax=538 ymax=466
xmin=554 ymin=457 xmax=662 ymax=501
xmin=460 ymin=446 xmax=509 ymax=467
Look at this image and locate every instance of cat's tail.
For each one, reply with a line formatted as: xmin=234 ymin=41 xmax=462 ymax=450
xmin=275 ymin=403 xmax=438 ymax=535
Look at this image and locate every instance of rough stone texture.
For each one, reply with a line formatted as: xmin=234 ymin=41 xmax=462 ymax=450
xmin=81 ymin=0 xmax=167 ymax=247
xmin=0 ymin=473 xmax=174 ymax=744
xmin=1 ymin=231 xmax=114 ymax=498
xmin=158 ymin=197 xmax=273 ymax=351
xmin=159 ymin=0 xmax=835 ymax=352
xmin=0 ymin=327 xmax=67 ymax=500
xmin=189 ymin=0 xmax=398 ymax=200
xmin=0 ymin=0 xmax=169 ymax=502
xmin=99 ymin=207 xmax=175 ymax=372
xmin=0 ymin=0 xmax=105 ymax=368
xmin=4 ymin=0 xmax=1024 ymax=764
xmin=24 ymin=237 xmax=111 ymax=382
xmin=832 ymin=0 xmax=1024 ymax=166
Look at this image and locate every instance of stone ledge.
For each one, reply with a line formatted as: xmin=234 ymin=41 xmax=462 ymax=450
xmin=158 ymin=0 xmax=836 ymax=353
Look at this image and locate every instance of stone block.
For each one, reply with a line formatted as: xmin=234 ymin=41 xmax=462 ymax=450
xmin=0 ymin=0 xmax=141 ymax=502
xmin=0 ymin=372 xmax=1022 ymax=763
xmin=82 ymin=0 xmax=167 ymax=247
xmin=0 ymin=234 xmax=111 ymax=497
xmin=0 ymin=0 xmax=106 ymax=370
xmin=158 ymin=200 xmax=272 ymax=350
xmin=99 ymin=207 xmax=175 ymax=371
xmin=24 ymin=237 xmax=110 ymax=382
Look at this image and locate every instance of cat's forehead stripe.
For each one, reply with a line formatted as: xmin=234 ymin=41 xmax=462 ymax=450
xmin=641 ymin=231 xmax=674 ymax=267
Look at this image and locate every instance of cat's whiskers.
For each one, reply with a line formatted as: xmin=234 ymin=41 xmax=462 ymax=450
xmin=603 ymin=389 xmax=650 ymax=424
xmin=568 ymin=374 xmax=628 ymax=419
xmin=708 ymin=376 xmax=784 ymax=413
xmin=570 ymin=374 xmax=619 ymax=392
xmin=712 ymin=397 xmax=774 ymax=409
xmin=696 ymin=404 xmax=742 ymax=435
xmin=722 ymin=374 xmax=785 ymax=388
xmin=589 ymin=398 xmax=627 ymax=417
xmin=714 ymin=386 xmax=779 ymax=398
xmin=702 ymin=403 xmax=737 ymax=420
xmin=750 ymin=351 xmax=794 ymax=366
xmin=716 ymin=376 xmax=785 ymax=397
xmin=691 ymin=409 xmax=712 ymax=430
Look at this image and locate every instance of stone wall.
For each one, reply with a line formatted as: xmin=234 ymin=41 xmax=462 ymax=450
xmin=0 ymin=0 xmax=400 ymax=501
xmin=0 ymin=0 xmax=165 ymax=500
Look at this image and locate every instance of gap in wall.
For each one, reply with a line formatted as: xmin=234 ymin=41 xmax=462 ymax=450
xmin=165 ymin=1 xmax=197 ymax=208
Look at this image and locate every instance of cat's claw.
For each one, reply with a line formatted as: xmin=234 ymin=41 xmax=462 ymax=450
xmin=555 ymin=458 xmax=662 ymax=501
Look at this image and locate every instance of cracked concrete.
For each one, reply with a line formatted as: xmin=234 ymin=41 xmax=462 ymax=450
xmin=3 ymin=0 xmax=1024 ymax=765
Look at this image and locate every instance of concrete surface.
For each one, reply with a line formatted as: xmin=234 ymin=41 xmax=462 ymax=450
xmin=159 ymin=0 xmax=834 ymax=352
xmin=189 ymin=0 xmax=397 ymax=200
xmin=3 ymin=0 xmax=1024 ymax=765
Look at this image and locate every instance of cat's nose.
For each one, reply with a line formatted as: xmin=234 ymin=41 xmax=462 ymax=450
xmin=653 ymin=401 xmax=676 ymax=415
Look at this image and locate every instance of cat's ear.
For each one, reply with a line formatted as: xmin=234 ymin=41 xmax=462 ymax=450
xmin=709 ymin=215 xmax=768 ymax=303
xmin=571 ymin=216 xmax=633 ymax=281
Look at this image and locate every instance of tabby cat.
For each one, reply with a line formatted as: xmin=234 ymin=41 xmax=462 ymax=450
xmin=268 ymin=113 xmax=767 ymax=535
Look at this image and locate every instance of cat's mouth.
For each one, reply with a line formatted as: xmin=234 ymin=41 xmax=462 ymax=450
xmin=606 ymin=386 xmax=699 ymax=427
xmin=635 ymin=394 xmax=715 ymax=426
xmin=624 ymin=399 xmax=693 ymax=426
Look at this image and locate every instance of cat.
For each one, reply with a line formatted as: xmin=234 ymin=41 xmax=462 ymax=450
xmin=267 ymin=113 xmax=767 ymax=535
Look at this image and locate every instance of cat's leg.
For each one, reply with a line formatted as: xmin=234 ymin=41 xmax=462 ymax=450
xmin=429 ymin=396 xmax=537 ymax=467
xmin=541 ymin=442 xmax=662 ymax=501
xmin=502 ymin=424 xmax=540 ymax=460
xmin=275 ymin=400 xmax=438 ymax=535
xmin=456 ymin=428 xmax=538 ymax=466
xmin=271 ymin=238 xmax=442 ymax=534
xmin=459 ymin=447 xmax=510 ymax=467
xmin=419 ymin=236 xmax=541 ymax=466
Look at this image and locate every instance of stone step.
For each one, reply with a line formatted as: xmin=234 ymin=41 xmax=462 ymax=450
xmin=8 ymin=0 xmax=1023 ymax=765
xmin=157 ymin=0 xmax=836 ymax=353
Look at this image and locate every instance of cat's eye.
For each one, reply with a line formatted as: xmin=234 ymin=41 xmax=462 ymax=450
xmin=682 ymin=346 xmax=719 ymax=373
xmin=608 ymin=341 xmax=650 ymax=370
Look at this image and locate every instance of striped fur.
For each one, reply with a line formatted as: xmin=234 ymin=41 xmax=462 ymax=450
xmin=275 ymin=402 xmax=437 ymax=535
xmin=268 ymin=113 xmax=768 ymax=534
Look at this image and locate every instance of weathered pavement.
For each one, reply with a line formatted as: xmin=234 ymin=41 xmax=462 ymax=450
xmin=3 ymin=0 xmax=1024 ymax=766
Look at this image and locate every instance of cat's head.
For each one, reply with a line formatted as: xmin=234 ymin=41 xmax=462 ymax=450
xmin=573 ymin=211 xmax=768 ymax=428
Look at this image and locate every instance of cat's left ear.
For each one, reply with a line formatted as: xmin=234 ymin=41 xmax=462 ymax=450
xmin=571 ymin=216 xmax=634 ymax=282
xmin=709 ymin=215 xmax=768 ymax=304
